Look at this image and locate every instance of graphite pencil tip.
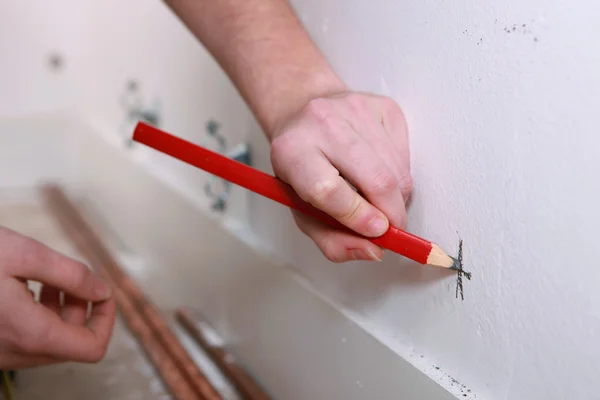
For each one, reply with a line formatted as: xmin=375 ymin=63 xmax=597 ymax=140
xmin=449 ymin=256 xmax=461 ymax=271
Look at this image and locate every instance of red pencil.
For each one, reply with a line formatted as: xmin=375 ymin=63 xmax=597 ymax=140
xmin=132 ymin=122 xmax=458 ymax=270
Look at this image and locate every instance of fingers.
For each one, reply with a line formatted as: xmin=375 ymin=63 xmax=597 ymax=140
xmin=272 ymin=130 xmax=390 ymax=238
xmin=7 ymin=280 xmax=115 ymax=365
xmin=86 ymin=297 xmax=117 ymax=348
xmin=270 ymin=93 xmax=413 ymax=264
xmin=377 ymin=97 xmax=412 ymax=201
xmin=40 ymin=283 xmax=91 ymax=324
xmin=60 ymin=294 xmax=88 ymax=326
xmin=41 ymin=298 xmax=116 ymax=363
xmin=5 ymin=234 xmax=111 ymax=302
xmin=293 ymin=212 xmax=384 ymax=262
xmin=321 ymin=130 xmax=408 ymax=230
xmin=378 ymin=96 xmax=411 ymax=167
xmin=0 ymin=229 xmax=116 ymax=366
xmin=39 ymin=284 xmax=61 ymax=314
xmin=330 ymin=93 xmax=411 ymax=227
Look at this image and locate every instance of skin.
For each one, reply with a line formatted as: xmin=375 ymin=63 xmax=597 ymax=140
xmin=0 ymin=0 xmax=412 ymax=368
xmin=164 ymin=0 xmax=413 ymax=262
xmin=0 ymin=227 xmax=115 ymax=369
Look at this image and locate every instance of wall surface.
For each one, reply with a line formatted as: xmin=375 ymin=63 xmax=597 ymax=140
xmin=2 ymin=1 xmax=600 ymax=399
xmin=0 ymin=0 xmax=255 ymax=223
xmin=67 ymin=116 xmax=459 ymax=399
xmin=247 ymin=1 xmax=600 ymax=399
xmin=0 ymin=3 xmax=76 ymax=117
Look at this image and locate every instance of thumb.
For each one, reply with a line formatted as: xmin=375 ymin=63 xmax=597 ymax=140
xmin=312 ymin=175 xmax=390 ymax=237
xmin=273 ymin=148 xmax=389 ymax=238
xmin=8 ymin=236 xmax=111 ymax=302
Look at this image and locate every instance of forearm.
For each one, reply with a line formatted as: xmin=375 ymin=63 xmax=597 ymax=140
xmin=163 ymin=0 xmax=346 ymax=139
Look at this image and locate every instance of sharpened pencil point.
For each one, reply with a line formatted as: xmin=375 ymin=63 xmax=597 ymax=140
xmin=449 ymin=256 xmax=461 ymax=271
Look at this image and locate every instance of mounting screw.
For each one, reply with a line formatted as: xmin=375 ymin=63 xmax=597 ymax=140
xmin=206 ymin=120 xmax=220 ymax=136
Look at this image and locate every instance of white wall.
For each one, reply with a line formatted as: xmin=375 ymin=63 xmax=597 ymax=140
xmin=0 ymin=3 xmax=76 ymax=117
xmin=67 ymin=117 xmax=458 ymax=400
xmin=0 ymin=0 xmax=255 ymax=223
xmin=248 ymin=1 xmax=600 ymax=399
xmin=2 ymin=1 xmax=600 ymax=399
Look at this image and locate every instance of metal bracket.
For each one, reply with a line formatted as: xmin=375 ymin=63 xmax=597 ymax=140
xmin=120 ymin=79 xmax=161 ymax=148
xmin=202 ymin=120 xmax=251 ymax=212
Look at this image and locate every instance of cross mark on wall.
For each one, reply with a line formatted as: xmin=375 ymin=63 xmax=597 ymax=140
xmin=455 ymin=239 xmax=472 ymax=301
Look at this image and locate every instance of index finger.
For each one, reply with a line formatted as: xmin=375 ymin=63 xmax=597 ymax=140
xmin=43 ymin=297 xmax=117 ymax=363
xmin=6 ymin=233 xmax=111 ymax=302
xmin=274 ymin=143 xmax=390 ymax=237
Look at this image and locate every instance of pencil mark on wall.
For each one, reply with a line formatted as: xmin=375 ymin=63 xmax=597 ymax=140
xmin=455 ymin=238 xmax=472 ymax=300
xmin=503 ymin=21 xmax=539 ymax=42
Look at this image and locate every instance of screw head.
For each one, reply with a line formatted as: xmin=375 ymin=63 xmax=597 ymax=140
xmin=206 ymin=120 xmax=220 ymax=135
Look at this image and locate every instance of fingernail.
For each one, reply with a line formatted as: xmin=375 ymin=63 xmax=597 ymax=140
xmin=351 ymin=249 xmax=383 ymax=261
xmin=366 ymin=249 xmax=383 ymax=261
xmin=367 ymin=216 xmax=388 ymax=236
xmin=95 ymin=279 xmax=112 ymax=300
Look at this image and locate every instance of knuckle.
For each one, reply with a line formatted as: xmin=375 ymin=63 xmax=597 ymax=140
xmin=319 ymin=239 xmax=343 ymax=263
xmin=304 ymin=97 xmax=356 ymax=145
xmin=379 ymin=97 xmax=407 ymax=131
xmin=342 ymin=93 xmax=370 ymax=120
xmin=304 ymin=97 xmax=334 ymax=125
xmin=270 ymin=132 xmax=291 ymax=156
xmin=381 ymin=96 xmax=401 ymax=114
xmin=346 ymin=92 xmax=366 ymax=110
xmin=270 ymin=137 xmax=308 ymax=184
xmin=85 ymin=344 xmax=108 ymax=363
xmin=304 ymin=178 xmax=340 ymax=205
xmin=269 ymin=135 xmax=289 ymax=166
xmin=367 ymin=171 xmax=399 ymax=196
xmin=270 ymin=132 xmax=301 ymax=171
xmin=399 ymin=173 xmax=414 ymax=197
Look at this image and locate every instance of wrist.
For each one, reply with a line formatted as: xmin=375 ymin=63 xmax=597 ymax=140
xmin=266 ymin=68 xmax=346 ymax=141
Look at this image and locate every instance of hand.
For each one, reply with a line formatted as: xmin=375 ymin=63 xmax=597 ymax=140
xmin=270 ymin=92 xmax=412 ymax=263
xmin=0 ymin=227 xmax=116 ymax=369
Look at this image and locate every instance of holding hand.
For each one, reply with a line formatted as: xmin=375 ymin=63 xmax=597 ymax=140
xmin=164 ymin=0 xmax=413 ymax=263
xmin=0 ymin=227 xmax=116 ymax=369
xmin=270 ymin=92 xmax=413 ymax=263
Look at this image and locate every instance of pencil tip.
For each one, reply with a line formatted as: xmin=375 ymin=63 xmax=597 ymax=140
xmin=449 ymin=256 xmax=461 ymax=271
xmin=449 ymin=256 xmax=472 ymax=279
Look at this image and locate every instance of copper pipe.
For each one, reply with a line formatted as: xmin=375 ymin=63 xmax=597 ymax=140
xmin=115 ymin=290 xmax=199 ymax=400
xmin=41 ymin=184 xmax=197 ymax=400
xmin=175 ymin=307 xmax=271 ymax=400
xmin=40 ymin=184 xmax=221 ymax=400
